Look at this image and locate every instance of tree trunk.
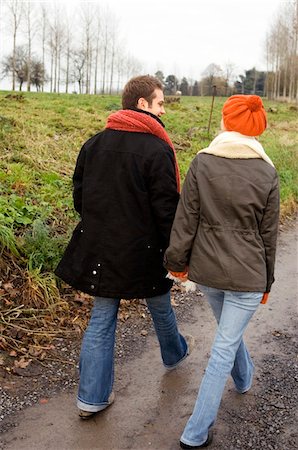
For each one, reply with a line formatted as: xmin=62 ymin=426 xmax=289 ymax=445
xmin=50 ymin=50 xmax=54 ymax=93
xmin=12 ymin=30 xmax=17 ymax=91
xmin=102 ymin=46 xmax=107 ymax=94
xmin=88 ymin=47 xmax=92 ymax=94
xmin=57 ymin=51 xmax=61 ymax=93
xmin=41 ymin=6 xmax=46 ymax=92
xmin=277 ymin=69 xmax=281 ymax=99
xmin=116 ymin=67 xmax=121 ymax=94
xmin=85 ymin=39 xmax=90 ymax=94
xmin=65 ymin=47 xmax=70 ymax=94
xmin=94 ymin=49 xmax=99 ymax=94
xmin=109 ymin=45 xmax=115 ymax=94
xmin=54 ymin=38 xmax=58 ymax=92
xmin=282 ymin=62 xmax=288 ymax=99
xmin=26 ymin=4 xmax=32 ymax=92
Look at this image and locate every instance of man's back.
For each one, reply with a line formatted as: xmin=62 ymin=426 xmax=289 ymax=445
xmin=56 ymin=125 xmax=179 ymax=299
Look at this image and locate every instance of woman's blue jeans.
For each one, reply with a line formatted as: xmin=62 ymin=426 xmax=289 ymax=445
xmin=77 ymin=291 xmax=187 ymax=412
xmin=180 ymin=286 xmax=262 ymax=447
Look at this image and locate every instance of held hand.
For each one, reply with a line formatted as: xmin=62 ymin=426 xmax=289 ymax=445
xmin=261 ymin=292 xmax=269 ymax=304
xmin=166 ymin=270 xmax=196 ymax=292
xmin=169 ymin=270 xmax=188 ymax=282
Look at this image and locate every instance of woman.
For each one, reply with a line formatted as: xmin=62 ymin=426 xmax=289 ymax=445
xmin=164 ymin=95 xmax=280 ymax=448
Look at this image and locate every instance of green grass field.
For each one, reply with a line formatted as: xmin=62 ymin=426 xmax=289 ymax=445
xmin=0 ymin=91 xmax=297 ymax=353
xmin=0 ymin=91 xmax=297 ymax=282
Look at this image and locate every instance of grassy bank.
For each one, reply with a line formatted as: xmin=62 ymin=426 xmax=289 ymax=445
xmin=0 ymin=91 xmax=297 ymax=350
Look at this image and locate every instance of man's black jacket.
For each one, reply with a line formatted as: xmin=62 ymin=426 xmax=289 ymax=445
xmin=55 ymin=112 xmax=179 ymax=299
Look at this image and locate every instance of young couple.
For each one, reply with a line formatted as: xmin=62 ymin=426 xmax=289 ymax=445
xmin=55 ymin=75 xmax=279 ymax=448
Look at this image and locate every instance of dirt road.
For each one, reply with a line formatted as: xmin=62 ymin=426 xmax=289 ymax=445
xmin=1 ymin=220 xmax=297 ymax=450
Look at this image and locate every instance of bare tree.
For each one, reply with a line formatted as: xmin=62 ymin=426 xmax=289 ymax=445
xmin=2 ymin=45 xmax=27 ymax=90
xmin=123 ymin=54 xmax=142 ymax=81
xmin=93 ymin=14 xmax=101 ymax=95
xmin=115 ymin=49 xmax=125 ymax=94
xmin=100 ymin=11 xmax=109 ymax=94
xmin=6 ymin=0 xmax=23 ymax=91
xmin=40 ymin=3 xmax=47 ymax=92
xmin=109 ymin=32 xmax=116 ymax=94
xmin=72 ymin=49 xmax=86 ymax=94
xmin=265 ymin=0 xmax=298 ymax=101
xmin=223 ymin=62 xmax=236 ymax=96
xmin=107 ymin=15 xmax=119 ymax=94
xmin=288 ymin=0 xmax=298 ymax=101
xmin=1 ymin=0 xmax=144 ymax=95
xmin=24 ymin=2 xmax=38 ymax=91
xmin=79 ymin=3 xmax=95 ymax=94
xmin=48 ymin=5 xmax=65 ymax=93
xmin=201 ymin=63 xmax=223 ymax=96
xmin=30 ymin=58 xmax=46 ymax=91
xmin=64 ymin=23 xmax=72 ymax=94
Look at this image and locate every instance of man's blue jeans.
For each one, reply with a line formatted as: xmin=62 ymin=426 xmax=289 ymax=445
xmin=77 ymin=291 xmax=187 ymax=412
xmin=180 ymin=286 xmax=262 ymax=447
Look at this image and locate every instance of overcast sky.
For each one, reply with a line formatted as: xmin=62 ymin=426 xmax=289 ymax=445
xmin=97 ymin=0 xmax=285 ymax=79
xmin=0 ymin=0 xmax=288 ymax=89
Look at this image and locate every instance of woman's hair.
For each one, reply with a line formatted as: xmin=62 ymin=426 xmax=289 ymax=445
xmin=122 ymin=75 xmax=163 ymax=109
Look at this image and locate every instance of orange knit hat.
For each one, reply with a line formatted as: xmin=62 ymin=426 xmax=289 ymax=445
xmin=222 ymin=95 xmax=267 ymax=136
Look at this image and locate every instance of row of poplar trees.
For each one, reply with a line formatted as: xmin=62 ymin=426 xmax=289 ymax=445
xmin=265 ymin=0 xmax=298 ymax=101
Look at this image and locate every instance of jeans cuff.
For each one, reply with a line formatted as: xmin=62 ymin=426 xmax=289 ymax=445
xmin=77 ymin=398 xmax=109 ymax=412
xmin=163 ymin=349 xmax=188 ymax=371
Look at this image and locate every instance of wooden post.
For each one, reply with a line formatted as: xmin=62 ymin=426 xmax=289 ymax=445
xmin=207 ymin=85 xmax=217 ymax=136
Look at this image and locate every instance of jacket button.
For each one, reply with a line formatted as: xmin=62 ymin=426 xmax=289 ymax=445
xmin=92 ymin=270 xmax=97 ymax=275
xmin=153 ymin=286 xmax=156 ymax=290
xmin=160 ymin=249 xmax=162 ymax=252
xmin=91 ymin=285 xmax=95 ymax=289
xmin=97 ymin=263 xmax=101 ymax=267
xmin=81 ymin=229 xmax=83 ymax=233
xmin=147 ymin=245 xmax=151 ymax=249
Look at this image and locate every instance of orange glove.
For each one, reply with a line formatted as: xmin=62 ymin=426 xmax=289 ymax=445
xmin=169 ymin=270 xmax=188 ymax=282
xmin=261 ymin=292 xmax=269 ymax=304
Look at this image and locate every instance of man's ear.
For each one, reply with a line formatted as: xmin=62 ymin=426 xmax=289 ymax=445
xmin=137 ymin=97 xmax=147 ymax=109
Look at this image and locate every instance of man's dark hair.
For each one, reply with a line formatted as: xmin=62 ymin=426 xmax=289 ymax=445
xmin=122 ymin=75 xmax=163 ymax=109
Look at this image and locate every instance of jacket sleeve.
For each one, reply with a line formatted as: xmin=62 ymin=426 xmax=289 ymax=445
xmin=72 ymin=144 xmax=87 ymax=216
xmin=260 ymin=172 xmax=280 ymax=292
xmin=146 ymin=146 xmax=180 ymax=247
xmin=164 ymin=157 xmax=200 ymax=271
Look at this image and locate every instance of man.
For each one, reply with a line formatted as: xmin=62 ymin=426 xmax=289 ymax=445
xmin=55 ymin=75 xmax=193 ymax=419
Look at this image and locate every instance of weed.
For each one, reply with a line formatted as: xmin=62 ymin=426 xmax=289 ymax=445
xmin=23 ymin=219 xmax=67 ymax=272
xmin=0 ymin=223 xmax=19 ymax=256
xmin=22 ymin=265 xmax=63 ymax=310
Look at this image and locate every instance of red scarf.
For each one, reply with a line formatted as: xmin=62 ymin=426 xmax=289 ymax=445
xmin=106 ymin=109 xmax=180 ymax=192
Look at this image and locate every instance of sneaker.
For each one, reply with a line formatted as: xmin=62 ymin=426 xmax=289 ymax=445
xmin=185 ymin=334 xmax=195 ymax=356
xmin=180 ymin=430 xmax=213 ymax=448
xmin=79 ymin=391 xmax=115 ymax=419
